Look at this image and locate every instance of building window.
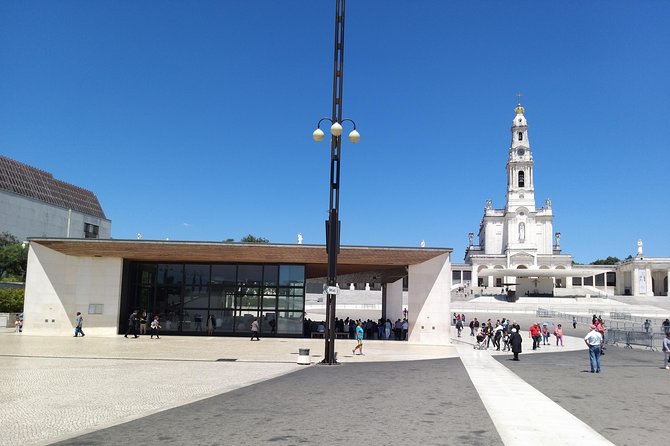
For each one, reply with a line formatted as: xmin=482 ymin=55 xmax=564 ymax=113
xmin=595 ymin=274 xmax=605 ymax=286
xmin=88 ymin=304 xmax=104 ymax=314
xmin=607 ymin=272 xmax=616 ymax=286
xmin=84 ymin=223 xmax=99 ymax=239
xmin=518 ymin=132 xmax=523 ymax=141
xmin=518 ymin=171 xmax=525 ymax=188
xmin=124 ymin=261 xmax=305 ymax=337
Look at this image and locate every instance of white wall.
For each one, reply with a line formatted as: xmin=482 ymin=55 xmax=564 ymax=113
xmin=385 ymin=278 xmax=404 ymax=322
xmin=407 ymin=253 xmax=451 ymax=345
xmin=0 ymin=190 xmax=111 ymax=240
xmin=23 ymin=243 xmax=123 ymax=336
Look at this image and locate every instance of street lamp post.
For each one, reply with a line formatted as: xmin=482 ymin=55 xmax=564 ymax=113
xmin=312 ymin=0 xmax=359 ymax=365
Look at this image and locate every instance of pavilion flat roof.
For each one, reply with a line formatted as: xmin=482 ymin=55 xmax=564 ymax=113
xmin=29 ymin=238 xmax=451 ymax=283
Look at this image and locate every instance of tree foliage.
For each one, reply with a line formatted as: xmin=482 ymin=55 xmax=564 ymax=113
xmin=0 ymin=288 xmax=24 ymax=312
xmin=239 ymin=234 xmax=269 ymax=244
xmin=0 ymin=232 xmax=28 ymax=281
xmin=590 ymin=256 xmax=621 ymax=265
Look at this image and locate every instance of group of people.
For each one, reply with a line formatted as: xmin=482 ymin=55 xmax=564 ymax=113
xmin=124 ymin=310 xmax=162 ymax=339
xmin=466 ymin=316 xmax=572 ymax=362
xmin=304 ymin=317 xmax=410 ymax=341
xmin=528 ymin=321 xmax=566 ymax=349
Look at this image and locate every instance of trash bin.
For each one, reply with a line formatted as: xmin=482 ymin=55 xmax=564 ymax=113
xmin=297 ymin=348 xmax=310 ymax=365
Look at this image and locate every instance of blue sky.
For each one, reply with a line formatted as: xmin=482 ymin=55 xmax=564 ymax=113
xmin=1 ymin=1 xmax=669 ymax=264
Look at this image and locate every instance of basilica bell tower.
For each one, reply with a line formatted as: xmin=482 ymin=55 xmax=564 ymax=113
xmin=505 ymin=102 xmax=536 ymax=213
xmin=502 ymin=101 xmax=541 ymax=263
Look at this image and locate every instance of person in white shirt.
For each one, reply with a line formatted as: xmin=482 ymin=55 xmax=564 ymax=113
xmin=584 ymin=324 xmax=603 ymax=373
xmin=663 ymin=332 xmax=670 ymax=370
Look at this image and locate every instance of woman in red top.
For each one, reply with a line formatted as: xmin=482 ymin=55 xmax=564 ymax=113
xmin=529 ymin=323 xmax=541 ymax=350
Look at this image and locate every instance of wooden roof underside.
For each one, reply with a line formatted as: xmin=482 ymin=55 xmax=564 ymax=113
xmin=30 ymin=239 xmax=451 ymax=283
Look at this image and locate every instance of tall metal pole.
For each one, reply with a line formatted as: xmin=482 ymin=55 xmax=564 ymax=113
xmin=323 ymin=0 xmax=346 ymax=365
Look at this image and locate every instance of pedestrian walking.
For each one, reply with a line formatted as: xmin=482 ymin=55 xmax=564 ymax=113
xmin=207 ymin=314 xmax=215 ymax=335
xmin=125 ymin=310 xmax=139 ymax=338
xmin=469 ymin=320 xmax=475 ymax=336
xmin=502 ymin=329 xmax=511 ymax=351
xmin=572 ymin=316 xmax=577 ymax=329
xmin=14 ymin=314 xmax=23 ymax=333
xmin=250 ymin=318 xmax=260 ymax=341
xmin=664 ymin=332 xmax=670 ymax=370
xmin=73 ymin=311 xmax=85 ymax=337
xmin=139 ymin=311 xmax=148 ymax=335
xmin=456 ymin=318 xmax=463 ymax=337
xmin=541 ymin=323 xmax=550 ymax=345
xmin=596 ymin=318 xmax=607 ymax=355
xmin=352 ymin=321 xmax=364 ymax=355
xmin=509 ymin=328 xmax=522 ymax=360
xmin=584 ymin=324 xmax=603 ymax=373
xmin=529 ymin=323 xmax=541 ymax=350
xmin=644 ymin=319 xmax=651 ymax=333
xmin=150 ymin=315 xmax=161 ymax=339
xmin=554 ymin=324 xmax=564 ymax=346
xmin=493 ymin=323 xmax=503 ymax=350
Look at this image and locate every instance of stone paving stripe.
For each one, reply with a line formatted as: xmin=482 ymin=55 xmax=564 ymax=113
xmin=456 ymin=344 xmax=614 ymax=445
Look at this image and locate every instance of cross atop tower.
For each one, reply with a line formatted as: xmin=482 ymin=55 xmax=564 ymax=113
xmin=516 ymin=92 xmax=523 ymax=105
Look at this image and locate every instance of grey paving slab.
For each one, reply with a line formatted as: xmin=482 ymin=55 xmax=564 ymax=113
xmin=54 ymin=358 xmax=503 ymax=446
xmin=494 ymin=345 xmax=670 ymax=446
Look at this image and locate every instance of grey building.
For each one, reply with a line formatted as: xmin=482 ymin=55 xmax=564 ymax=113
xmin=0 ymin=155 xmax=111 ymax=241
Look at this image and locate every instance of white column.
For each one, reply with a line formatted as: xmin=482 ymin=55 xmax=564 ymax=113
xmin=645 ymin=269 xmax=653 ymax=296
xmin=386 ymin=278 xmax=404 ymax=323
xmin=632 ymin=268 xmax=639 ymax=296
xmin=408 ymin=253 xmax=451 ymax=345
xmin=471 ymin=265 xmax=479 ymax=289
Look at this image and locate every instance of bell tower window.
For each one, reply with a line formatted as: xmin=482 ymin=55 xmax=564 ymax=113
xmin=518 ymin=171 xmax=525 ymax=188
xmin=518 ymin=132 xmax=523 ymax=141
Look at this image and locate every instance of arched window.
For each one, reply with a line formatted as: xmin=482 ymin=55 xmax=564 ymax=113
xmin=518 ymin=171 xmax=525 ymax=188
xmin=518 ymin=132 xmax=523 ymax=141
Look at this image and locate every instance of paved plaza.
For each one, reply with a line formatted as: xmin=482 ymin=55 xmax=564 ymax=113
xmin=2 ymin=298 xmax=670 ymax=446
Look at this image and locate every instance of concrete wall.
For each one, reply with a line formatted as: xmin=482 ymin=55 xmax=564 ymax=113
xmin=23 ymin=243 xmax=123 ymax=336
xmin=407 ymin=252 xmax=451 ymax=345
xmin=385 ymin=278 xmax=404 ymax=322
xmin=0 ymin=190 xmax=111 ymax=240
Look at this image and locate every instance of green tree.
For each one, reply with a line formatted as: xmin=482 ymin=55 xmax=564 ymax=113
xmin=0 ymin=232 xmax=28 ymax=281
xmin=590 ymin=256 xmax=621 ymax=265
xmin=240 ymin=234 xmax=269 ymax=244
xmin=0 ymin=288 xmax=24 ymax=312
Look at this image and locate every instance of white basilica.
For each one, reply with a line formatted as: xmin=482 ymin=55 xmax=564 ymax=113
xmin=452 ymin=103 xmax=670 ymax=298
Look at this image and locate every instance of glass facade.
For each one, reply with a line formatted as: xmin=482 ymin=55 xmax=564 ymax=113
xmin=121 ymin=262 xmax=305 ymax=337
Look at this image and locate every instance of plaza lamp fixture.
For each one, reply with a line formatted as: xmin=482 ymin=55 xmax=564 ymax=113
xmin=312 ymin=0 xmax=360 ymax=365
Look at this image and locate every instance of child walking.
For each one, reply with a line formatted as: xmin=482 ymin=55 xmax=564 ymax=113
xmin=352 ymin=321 xmax=364 ymax=355
xmin=150 ymin=315 xmax=161 ymax=339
